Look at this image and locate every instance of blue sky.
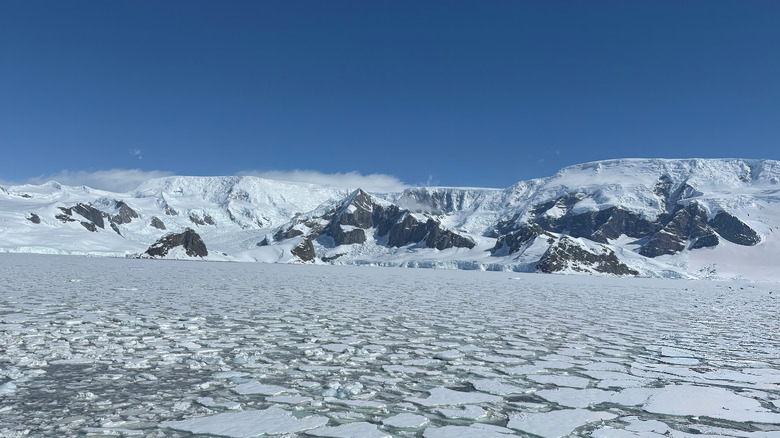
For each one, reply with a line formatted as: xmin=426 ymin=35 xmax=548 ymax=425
xmin=2 ymin=1 xmax=779 ymax=191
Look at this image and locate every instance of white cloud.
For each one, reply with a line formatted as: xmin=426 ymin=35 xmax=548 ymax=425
xmin=11 ymin=168 xmax=409 ymax=194
xmin=129 ymin=149 xmax=143 ymax=160
xmin=237 ymin=169 xmax=410 ymax=193
xmin=26 ymin=169 xmax=175 ymax=192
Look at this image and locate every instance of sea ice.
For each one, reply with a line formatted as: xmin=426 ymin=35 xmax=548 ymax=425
xmin=306 ymin=422 xmax=391 ymax=438
xmin=161 ymin=407 xmax=328 ymax=437
xmin=382 ymin=413 xmax=429 ymax=428
xmin=233 ymin=381 xmax=295 ymax=396
xmin=507 ymin=408 xmax=617 ymax=437
xmin=405 ymin=387 xmax=501 ymax=407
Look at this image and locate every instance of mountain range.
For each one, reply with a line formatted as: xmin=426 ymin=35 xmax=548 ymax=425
xmin=2 ymin=159 xmax=778 ymax=280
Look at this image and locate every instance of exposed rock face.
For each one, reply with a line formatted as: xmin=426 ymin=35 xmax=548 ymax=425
xmin=110 ymin=223 xmax=122 ymax=235
xmin=709 ymin=211 xmax=761 ymax=246
xmin=690 ymin=233 xmax=719 ymax=249
xmin=144 ymin=228 xmax=208 ymax=258
xmin=536 ymin=237 xmax=639 ymax=276
xmin=291 ymin=238 xmax=315 ymax=262
xmin=72 ymin=203 xmax=106 ymax=229
xmin=164 ymin=205 xmax=178 ymax=216
xmin=203 ymin=214 xmax=216 ymax=225
xmin=81 ymin=221 xmax=97 ymax=232
xmin=639 ymin=203 xmax=711 ymax=257
xmin=27 ymin=213 xmax=41 ymax=224
xmin=270 ymin=189 xmax=475 ymax=261
xmin=150 ymin=216 xmax=166 ymax=230
xmin=112 ymin=201 xmax=138 ymax=225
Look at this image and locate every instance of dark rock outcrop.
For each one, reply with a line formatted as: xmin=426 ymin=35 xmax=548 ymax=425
xmin=709 ymin=211 xmax=761 ymax=246
xmin=112 ymin=201 xmax=138 ymax=225
xmin=150 ymin=216 xmax=166 ymax=230
xmin=690 ymin=233 xmax=719 ymax=249
xmin=387 ymin=214 xmax=430 ymax=247
xmin=425 ymin=219 xmax=475 ymax=250
xmin=27 ymin=213 xmax=41 ymax=224
xmin=164 ymin=205 xmax=178 ymax=216
xmin=203 ymin=214 xmax=216 ymax=225
xmin=291 ymin=238 xmax=315 ymax=262
xmin=536 ymin=237 xmax=639 ymax=276
xmin=72 ymin=203 xmax=106 ymax=229
xmin=640 ymin=203 xmax=711 ymax=257
xmin=144 ymin=228 xmax=208 ymax=258
xmin=81 ymin=221 xmax=97 ymax=232
xmin=110 ymin=222 xmax=122 ymax=235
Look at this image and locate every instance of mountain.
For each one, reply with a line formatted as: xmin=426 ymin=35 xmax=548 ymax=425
xmin=2 ymin=159 xmax=778 ymax=280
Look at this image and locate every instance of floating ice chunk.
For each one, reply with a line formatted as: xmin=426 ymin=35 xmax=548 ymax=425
xmin=328 ymin=398 xmax=387 ymax=410
xmin=507 ymin=409 xmax=617 ymax=438
xmin=213 ymin=371 xmax=249 ymax=379
xmin=470 ymin=379 xmax=525 ymax=395
xmin=582 ymin=370 xmax=649 ymax=389
xmin=266 ymin=395 xmax=312 ymax=404
xmin=475 ymin=354 xmax=524 ymax=364
xmin=528 ymin=374 xmax=590 ymax=388
xmin=591 ymin=417 xmax=676 ymax=437
xmin=383 ymin=364 xmax=440 ymax=375
xmin=321 ymin=343 xmax=352 ymax=353
xmin=504 ymin=364 xmax=547 ymax=375
xmin=658 ymin=357 xmax=700 ymax=366
xmin=382 ymin=413 xmax=429 ymax=428
xmin=642 ymin=384 xmax=780 ymax=424
xmin=536 ymin=388 xmax=613 ymax=408
xmin=423 ymin=424 xmax=515 ymax=437
xmin=161 ymin=407 xmax=328 ymax=437
xmin=434 ymin=350 xmax=464 ymax=361
xmin=233 ymin=381 xmax=296 ymax=396
xmin=197 ymin=397 xmax=241 ymax=410
xmin=172 ymin=400 xmax=191 ymax=411
xmin=306 ymin=422 xmax=391 ymax=438
xmin=406 ymin=387 xmax=501 ymax=407
xmin=82 ymin=427 xmax=144 ymax=436
xmin=322 ymin=382 xmax=362 ymax=398
xmin=436 ymin=404 xmax=487 ymax=420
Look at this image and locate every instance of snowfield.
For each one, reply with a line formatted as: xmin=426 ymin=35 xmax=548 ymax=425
xmin=1 ymin=254 xmax=780 ymax=437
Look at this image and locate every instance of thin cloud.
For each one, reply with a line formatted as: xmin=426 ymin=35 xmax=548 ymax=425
xmin=238 ymin=169 xmax=410 ymax=193
xmin=129 ymin=149 xmax=143 ymax=160
xmin=27 ymin=169 xmax=175 ymax=192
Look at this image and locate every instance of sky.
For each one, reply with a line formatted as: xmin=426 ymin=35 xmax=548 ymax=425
xmin=2 ymin=1 xmax=779 ymax=191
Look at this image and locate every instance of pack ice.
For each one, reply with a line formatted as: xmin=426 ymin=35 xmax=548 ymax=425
xmin=1 ymin=254 xmax=779 ymax=437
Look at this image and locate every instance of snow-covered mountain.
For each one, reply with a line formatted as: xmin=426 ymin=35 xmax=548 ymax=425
xmin=2 ymin=159 xmax=778 ymax=280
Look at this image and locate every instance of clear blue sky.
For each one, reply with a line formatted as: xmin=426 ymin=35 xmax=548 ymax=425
xmin=2 ymin=1 xmax=779 ymax=190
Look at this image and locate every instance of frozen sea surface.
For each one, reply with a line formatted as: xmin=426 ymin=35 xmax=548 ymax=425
xmin=1 ymin=254 xmax=779 ymax=437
